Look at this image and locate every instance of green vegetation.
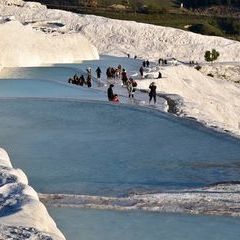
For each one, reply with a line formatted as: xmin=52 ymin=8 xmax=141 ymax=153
xmin=181 ymin=0 xmax=240 ymax=9
xmin=204 ymin=49 xmax=220 ymax=63
xmin=28 ymin=0 xmax=240 ymax=41
xmin=188 ymin=23 xmax=224 ymax=36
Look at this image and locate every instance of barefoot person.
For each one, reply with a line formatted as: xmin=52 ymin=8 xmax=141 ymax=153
xmin=96 ymin=66 xmax=102 ymax=86
xmin=121 ymin=69 xmax=128 ymax=85
xmin=139 ymin=66 xmax=144 ymax=78
xmin=126 ymin=79 xmax=133 ymax=98
xmin=157 ymin=71 xmax=162 ymax=79
xmin=107 ymin=84 xmax=119 ymax=102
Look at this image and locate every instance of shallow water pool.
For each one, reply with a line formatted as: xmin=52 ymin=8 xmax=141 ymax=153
xmin=0 ymin=99 xmax=239 ymax=196
xmin=0 ymin=66 xmax=79 ymax=82
xmin=0 ymin=79 xmax=105 ymax=99
xmin=1 ymin=60 xmax=240 ymax=240
xmin=49 ymin=207 xmax=240 ymax=240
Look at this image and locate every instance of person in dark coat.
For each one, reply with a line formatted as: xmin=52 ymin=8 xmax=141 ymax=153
xmin=75 ymin=76 xmax=80 ymax=85
xmin=121 ymin=69 xmax=128 ymax=85
xmin=111 ymin=67 xmax=116 ymax=79
xmin=86 ymin=75 xmax=92 ymax=88
xmin=79 ymin=75 xmax=85 ymax=86
xmin=131 ymin=78 xmax=137 ymax=94
xmin=96 ymin=67 xmax=101 ymax=79
xmin=107 ymin=84 xmax=115 ymax=101
xmin=149 ymin=82 xmax=157 ymax=104
xmin=106 ymin=67 xmax=111 ymax=78
xmin=158 ymin=58 xmax=163 ymax=65
xmin=157 ymin=71 xmax=162 ymax=79
xmin=139 ymin=66 xmax=144 ymax=78
xmin=73 ymin=74 xmax=78 ymax=81
xmin=146 ymin=60 xmax=150 ymax=67
xmin=143 ymin=61 xmax=146 ymax=67
xmin=86 ymin=67 xmax=92 ymax=87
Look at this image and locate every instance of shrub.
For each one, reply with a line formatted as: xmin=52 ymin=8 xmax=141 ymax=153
xmin=189 ymin=23 xmax=223 ymax=36
xmin=204 ymin=49 xmax=220 ymax=63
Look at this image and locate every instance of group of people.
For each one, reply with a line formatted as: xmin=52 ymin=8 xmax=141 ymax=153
xmin=67 ymin=61 xmax=157 ymax=104
xmin=142 ymin=60 xmax=150 ymax=68
xmin=158 ymin=58 xmax=168 ymax=65
xmin=189 ymin=60 xmax=198 ymax=65
xmin=127 ymin=54 xmax=137 ymax=59
xmin=106 ymin=65 xmax=122 ymax=79
xmin=107 ymin=81 xmax=156 ymax=104
xmin=68 ymin=67 xmax=104 ymax=88
xmin=140 ymin=63 xmax=162 ymax=79
xmin=68 ymin=73 xmax=92 ymax=88
xmin=107 ymin=60 xmax=158 ymax=103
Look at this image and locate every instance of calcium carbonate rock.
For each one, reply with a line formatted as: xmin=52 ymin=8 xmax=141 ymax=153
xmin=0 ymin=0 xmax=24 ymax=6
xmin=0 ymin=20 xmax=99 ymax=67
xmin=0 ymin=148 xmax=66 ymax=240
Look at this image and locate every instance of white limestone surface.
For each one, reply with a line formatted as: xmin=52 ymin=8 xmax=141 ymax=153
xmin=0 ymin=1 xmax=240 ymax=61
xmin=0 ymin=3 xmax=99 ymax=67
xmin=200 ymin=64 xmax=240 ymax=83
xmin=0 ymin=148 xmax=66 ymax=240
xmin=40 ymin=183 xmax=240 ymax=217
xmin=134 ymin=64 xmax=240 ymax=135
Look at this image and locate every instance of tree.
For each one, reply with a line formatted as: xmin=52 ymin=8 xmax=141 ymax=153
xmin=204 ymin=49 xmax=220 ymax=63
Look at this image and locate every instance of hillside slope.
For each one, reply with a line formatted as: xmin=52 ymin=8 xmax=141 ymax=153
xmin=0 ymin=0 xmax=240 ymax=62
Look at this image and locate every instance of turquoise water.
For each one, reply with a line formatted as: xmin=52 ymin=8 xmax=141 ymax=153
xmin=0 ymin=79 xmax=105 ymax=99
xmin=0 ymin=55 xmax=142 ymax=83
xmin=0 ymin=63 xmax=240 ymax=239
xmin=0 ymin=64 xmax=239 ymax=196
xmin=0 ymin=99 xmax=239 ymax=195
xmin=49 ymin=207 xmax=240 ymax=240
xmin=0 ymin=66 xmax=80 ymax=82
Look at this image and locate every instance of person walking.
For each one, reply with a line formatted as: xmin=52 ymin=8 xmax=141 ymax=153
xmin=149 ymin=82 xmax=157 ymax=104
xmin=131 ymin=78 xmax=137 ymax=95
xmin=86 ymin=67 xmax=92 ymax=87
xmin=126 ymin=79 xmax=134 ymax=98
xmin=86 ymin=75 xmax=92 ymax=88
xmin=158 ymin=58 xmax=163 ymax=65
xmin=96 ymin=67 xmax=101 ymax=79
xmin=96 ymin=67 xmax=102 ymax=86
xmin=139 ymin=66 xmax=144 ymax=78
xmin=121 ymin=69 xmax=128 ymax=85
xmin=87 ymin=67 xmax=92 ymax=76
xmin=146 ymin=60 xmax=150 ymax=67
